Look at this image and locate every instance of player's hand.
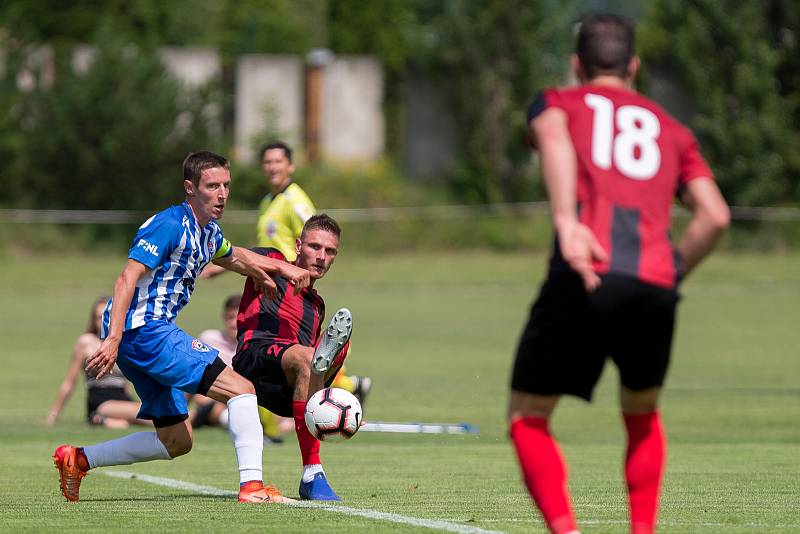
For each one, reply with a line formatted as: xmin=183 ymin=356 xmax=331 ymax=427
xmin=252 ymin=270 xmax=279 ymax=299
xmin=280 ymin=263 xmax=311 ymax=294
xmin=558 ymin=221 xmax=608 ymax=292
xmin=86 ymin=337 xmax=120 ymax=379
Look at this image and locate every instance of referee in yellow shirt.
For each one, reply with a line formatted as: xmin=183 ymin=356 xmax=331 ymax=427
xmin=256 ymin=142 xmax=315 ymax=258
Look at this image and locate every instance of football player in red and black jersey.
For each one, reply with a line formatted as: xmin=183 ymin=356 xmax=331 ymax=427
xmin=233 ymin=213 xmax=353 ymax=501
xmin=509 ymin=14 xmax=730 ymax=534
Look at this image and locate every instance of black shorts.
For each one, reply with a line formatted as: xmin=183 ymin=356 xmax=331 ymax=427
xmin=86 ymin=387 xmax=133 ymax=424
xmin=232 ymin=341 xmax=295 ymax=417
xmin=511 ymin=272 xmax=680 ymax=401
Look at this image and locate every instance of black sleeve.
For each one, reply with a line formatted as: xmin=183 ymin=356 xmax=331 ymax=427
xmin=526 ymin=91 xmax=548 ymax=123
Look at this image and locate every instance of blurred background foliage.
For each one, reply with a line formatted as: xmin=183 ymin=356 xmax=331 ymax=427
xmin=639 ymin=0 xmax=800 ymax=207
xmin=8 ymin=33 xmax=219 ymax=213
xmin=0 ymin=0 xmax=798 ymax=250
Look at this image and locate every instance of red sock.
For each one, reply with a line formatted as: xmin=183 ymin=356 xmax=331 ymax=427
xmin=293 ymin=400 xmax=320 ymax=465
xmin=76 ymin=447 xmax=90 ymax=471
xmin=624 ymin=412 xmax=666 ymax=534
xmin=510 ymin=416 xmax=577 ymax=534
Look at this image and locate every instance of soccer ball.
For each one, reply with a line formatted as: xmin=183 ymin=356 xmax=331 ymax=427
xmin=304 ymin=388 xmax=362 ymax=442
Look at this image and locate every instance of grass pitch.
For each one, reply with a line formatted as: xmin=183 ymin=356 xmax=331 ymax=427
xmin=1 ymin=250 xmax=798 ymax=533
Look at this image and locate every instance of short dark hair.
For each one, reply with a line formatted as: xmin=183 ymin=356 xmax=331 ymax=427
xmin=301 ymin=213 xmax=341 ymax=240
xmin=223 ymin=294 xmax=241 ymax=312
xmin=258 ymin=141 xmax=293 ymax=163
xmin=577 ymin=14 xmax=635 ymax=79
xmin=183 ymin=151 xmax=229 ymax=186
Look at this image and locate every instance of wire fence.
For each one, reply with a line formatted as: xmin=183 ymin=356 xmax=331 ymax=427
xmin=2 ymin=203 xmax=800 ymax=224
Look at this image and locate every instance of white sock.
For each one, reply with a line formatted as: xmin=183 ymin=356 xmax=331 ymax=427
xmin=83 ymin=432 xmax=171 ymax=468
xmin=302 ymin=463 xmax=324 ymax=483
xmin=227 ymin=393 xmax=263 ymax=485
xmin=218 ymin=409 xmax=229 ymax=429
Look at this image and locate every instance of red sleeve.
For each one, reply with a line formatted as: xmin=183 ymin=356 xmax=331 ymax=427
xmin=679 ymin=129 xmax=714 ymax=185
xmin=543 ymin=88 xmax=564 ymax=111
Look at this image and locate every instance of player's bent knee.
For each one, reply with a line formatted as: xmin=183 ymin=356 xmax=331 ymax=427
xmin=156 ymin=425 xmax=193 ymax=458
xmin=294 ymin=357 xmax=311 ymax=383
xmin=230 ymin=373 xmax=256 ymax=397
xmin=300 ymin=353 xmax=313 ymax=373
xmin=281 ymin=346 xmax=313 ymax=384
xmin=208 ymin=366 xmax=256 ymax=400
xmin=164 ymin=438 xmax=192 ymax=458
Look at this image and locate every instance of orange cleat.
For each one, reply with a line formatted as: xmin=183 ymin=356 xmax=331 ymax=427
xmin=52 ymin=445 xmax=88 ymax=502
xmin=238 ymin=481 xmax=296 ymax=503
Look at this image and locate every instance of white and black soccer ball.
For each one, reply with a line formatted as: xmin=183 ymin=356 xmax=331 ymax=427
xmin=304 ymin=388 xmax=362 ymax=442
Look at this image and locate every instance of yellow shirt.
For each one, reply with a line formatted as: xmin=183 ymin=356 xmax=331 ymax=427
xmin=256 ymin=182 xmax=315 ymax=260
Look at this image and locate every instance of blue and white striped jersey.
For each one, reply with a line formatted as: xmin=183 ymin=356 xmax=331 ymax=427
xmin=101 ymin=202 xmax=232 ymax=337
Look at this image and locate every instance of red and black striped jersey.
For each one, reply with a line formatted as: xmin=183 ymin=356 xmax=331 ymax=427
xmin=529 ymin=85 xmax=714 ymax=289
xmin=236 ymin=248 xmax=325 ymax=349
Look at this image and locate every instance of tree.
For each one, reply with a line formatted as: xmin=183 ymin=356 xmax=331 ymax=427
xmin=5 ymin=28 xmax=220 ymax=211
xmin=426 ymin=0 xmax=574 ymax=203
xmin=639 ymin=0 xmax=800 ymax=206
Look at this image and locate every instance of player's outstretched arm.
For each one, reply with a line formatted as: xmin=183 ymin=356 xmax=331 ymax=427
xmin=214 ymin=247 xmax=277 ymax=297
xmin=215 ymin=246 xmax=311 ymax=296
xmin=86 ymin=259 xmax=148 ymax=379
xmin=531 ymin=107 xmax=608 ymax=291
xmin=677 ymin=178 xmax=730 ymax=278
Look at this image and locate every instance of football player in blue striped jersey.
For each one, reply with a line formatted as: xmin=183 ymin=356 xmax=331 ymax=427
xmin=53 ymin=151 xmax=310 ymax=504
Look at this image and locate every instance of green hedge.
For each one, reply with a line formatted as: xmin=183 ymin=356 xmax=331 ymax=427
xmin=4 ymin=213 xmax=800 ymax=259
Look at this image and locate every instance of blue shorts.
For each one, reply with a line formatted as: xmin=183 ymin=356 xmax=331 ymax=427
xmin=116 ymin=320 xmax=220 ymax=421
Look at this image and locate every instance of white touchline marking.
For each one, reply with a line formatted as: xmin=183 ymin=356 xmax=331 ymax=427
xmin=291 ymin=501 xmax=506 ymax=534
xmin=104 ymin=470 xmax=237 ymax=497
xmin=103 ymin=471 xmax=506 ymax=534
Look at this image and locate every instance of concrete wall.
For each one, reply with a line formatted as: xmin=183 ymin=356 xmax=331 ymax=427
xmin=235 ymin=54 xmax=385 ymax=163
xmin=320 ymin=56 xmax=385 ymax=162
xmin=235 ymin=55 xmax=304 ymax=163
xmin=18 ymin=46 xmax=54 ymax=90
xmin=71 ymin=45 xmax=96 ymax=74
xmin=402 ymin=71 xmax=457 ymax=180
xmin=159 ymin=47 xmax=221 ymax=87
